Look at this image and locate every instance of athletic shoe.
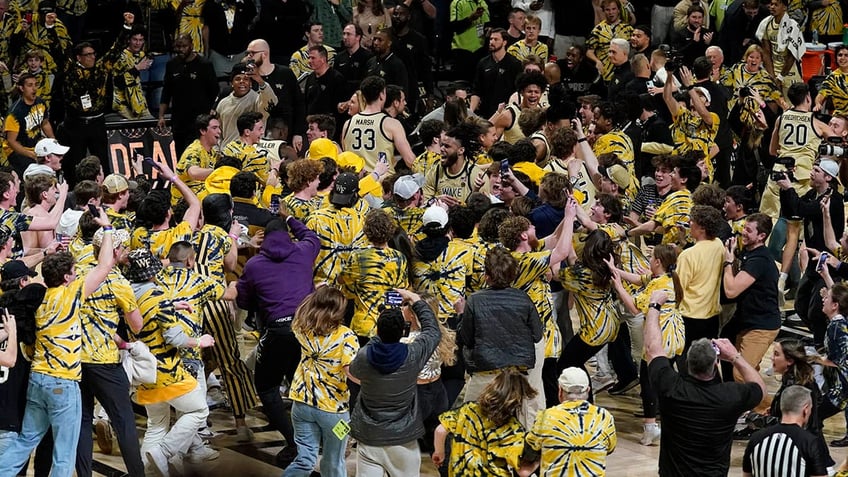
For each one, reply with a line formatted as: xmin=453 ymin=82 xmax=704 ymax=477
xmin=639 ymin=424 xmax=661 ymax=446
xmin=206 ymin=386 xmax=228 ymax=410
xmin=831 ymin=436 xmax=848 ymax=447
xmin=235 ymin=425 xmax=254 ymax=443
xmin=608 ymin=377 xmax=639 ymax=395
xmin=197 ymin=427 xmax=218 ymax=439
xmin=733 ymin=426 xmax=756 ymax=440
xmin=778 ymin=274 xmax=787 ymax=309
xmin=591 ymin=374 xmax=616 ymax=393
xmin=186 ymin=443 xmax=220 ymax=463
xmin=145 ymin=446 xmax=170 ymax=477
xmin=95 ymin=419 xmax=113 ymax=455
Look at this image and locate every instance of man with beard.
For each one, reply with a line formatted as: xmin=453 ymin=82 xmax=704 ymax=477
xmin=245 ymin=38 xmax=305 ymax=153
xmin=341 ymin=75 xmax=415 ymax=173
xmin=558 ymin=45 xmax=600 ymax=101
xmin=630 ymin=25 xmax=654 ymax=57
xmin=111 ymin=21 xmax=154 ymax=120
xmin=470 ymin=28 xmax=523 ymax=119
xmin=365 ymin=28 xmax=409 ymax=95
xmin=422 ymin=121 xmax=487 ymax=206
xmin=216 ymin=63 xmax=278 ymax=145
xmin=304 ymin=45 xmax=347 ymax=120
xmin=172 ymin=114 xmax=221 ymax=205
xmin=671 ymin=5 xmax=715 ymax=67
xmin=158 ymin=35 xmax=218 ymax=156
xmin=391 ymin=3 xmax=432 ymax=116
xmin=336 ymin=24 xmax=374 ymax=98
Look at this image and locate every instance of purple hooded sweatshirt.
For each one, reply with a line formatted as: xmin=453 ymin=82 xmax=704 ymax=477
xmin=236 ymin=217 xmax=320 ymax=326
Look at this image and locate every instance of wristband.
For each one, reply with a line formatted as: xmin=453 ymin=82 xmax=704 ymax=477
xmin=103 ymin=226 xmax=114 ymax=232
xmin=577 ymin=137 xmax=587 ymax=143
xmin=648 ymin=302 xmax=662 ymax=311
xmin=42 ymin=248 xmax=47 ymax=257
xmin=228 ymin=233 xmax=239 ymax=241
xmin=724 ymin=261 xmax=733 ymax=267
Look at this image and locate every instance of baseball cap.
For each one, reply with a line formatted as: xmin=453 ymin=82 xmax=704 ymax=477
xmin=693 ymin=86 xmax=711 ymax=103
xmin=0 ymin=225 xmax=11 ymax=245
xmin=92 ymin=227 xmax=131 ymax=248
xmin=603 ymin=164 xmax=630 ymax=191
xmin=336 ymin=151 xmax=365 ymax=173
xmin=558 ymin=367 xmax=590 ymax=393
xmin=34 ymin=138 xmax=69 ymax=157
xmin=422 ymin=205 xmax=448 ymax=228
xmin=38 ymin=0 xmax=56 ymax=13
xmin=308 ymin=138 xmax=338 ymax=161
xmin=102 ymin=174 xmax=138 ymax=194
xmin=819 ymin=159 xmax=840 ymax=182
xmin=393 ymin=174 xmax=424 ymax=199
xmin=0 ymin=260 xmax=37 ymax=281
xmin=330 ymin=172 xmax=359 ymax=207
xmin=23 ymin=164 xmax=55 ymax=180
xmin=125 ymin=248 xmax=163 ymax=283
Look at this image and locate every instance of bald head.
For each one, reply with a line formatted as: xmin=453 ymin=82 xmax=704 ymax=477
xmin=248 ymin=39 xmax=270 ymax=52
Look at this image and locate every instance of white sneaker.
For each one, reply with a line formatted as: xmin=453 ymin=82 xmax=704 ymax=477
xmin=186 ymin=443 xmax=220 ymax=463
xmin=640 ymin=424 xmax=661 ymax=446
xmin=197 ymin=426 xmax=218 ymax=439
xmin=145 ymin=446 xmax=170 ymax=477
xmin=591 ymin=374 xmax=616 ymax=393
xmin=778 ymin=274 xmax=788 ymax=308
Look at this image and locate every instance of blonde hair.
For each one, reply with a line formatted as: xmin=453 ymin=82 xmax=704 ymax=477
xmin=418 ymin=293 xmax=457 ymax=366
xmin=292 ymin=287 xmax=348 ymax=336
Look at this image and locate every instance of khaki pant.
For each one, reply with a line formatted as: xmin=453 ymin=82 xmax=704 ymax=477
xmin=733 ymin=328 xmax=780 ymax=412
xmin=759 ymin=176 xmax=811 ymax=221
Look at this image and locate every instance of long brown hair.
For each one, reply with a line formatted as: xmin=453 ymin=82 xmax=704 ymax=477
xmin=583 ymin=229 xmax=617 ymax=287
xmin=652 ymin=244 xmax=683 ymax=306
xmin=478 ymin=368 xmax=537 ymax=427
xmin=291 ymin=287 xmax=347 ymax=336
xmin=776 ymin=339 xmax=814 ymax=387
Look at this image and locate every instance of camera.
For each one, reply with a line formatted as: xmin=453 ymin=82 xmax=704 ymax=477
xmin=245 ymin=59 xmax=256 ymax=71
xmin=738 ymin=86 xmax=754 ymax=98
xmin=770 ymin=156 xmax=796 ymax=182
xmin=819 ymin=136 xmax=848 ymax=158
xmin=658 ymin=44 xmax=683 ymax=73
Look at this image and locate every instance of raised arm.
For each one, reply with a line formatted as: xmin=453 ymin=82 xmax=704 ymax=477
xmin=643 ymin=290 xmax=668 ymax=364
xmin=663 ymin=70 xmax=680 ymax=118
xmin=157 ymin=160 xmax=201 ymax=230
xmin=29 ymin=181 xmax=68 ymax=231
xmin=83 ymin=209 xmax=117 ymax=300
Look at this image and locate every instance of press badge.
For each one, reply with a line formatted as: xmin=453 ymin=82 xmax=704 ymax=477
xmin=332 ymin=419 xmax=350 ymax=440
xmin=81 ymin=94 xmax=92 ymax=110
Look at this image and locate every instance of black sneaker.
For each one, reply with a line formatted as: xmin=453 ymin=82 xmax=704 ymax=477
xmin=608 ymin=377 xmax=639 ymax=395
xmin=733 ymin=427 xmax=756 ymax=440
xmin=276 ymin=446 xmax=297 ymax=468
xmin=831 ymin=436 xmax=848 ymax=447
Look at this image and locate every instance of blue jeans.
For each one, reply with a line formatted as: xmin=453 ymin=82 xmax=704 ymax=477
xmin=283 ymin=402 xmax=348 ymax=477
xmin=0 ymin=430 xmax=15 ymax=454
xmin=0 ymin=372 xmax=82 ymax=477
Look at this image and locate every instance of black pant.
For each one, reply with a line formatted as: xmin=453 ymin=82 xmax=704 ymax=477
xmin=58 ymin=116 xmax=109 ymax=184
xmin=640 ymin=356 xmax=679 ymax=419
xmin=796 ymin=269 xmax=828 ymax=347
xmin=254 ymin=326 xmax=300 ymax=448
xmin=558 ymin=331 xmax=638 ymax=391
xmin=680 ymin=315 xmax=720 ymax=376
xmin=76 ymin=363 xmax=144 ymax=477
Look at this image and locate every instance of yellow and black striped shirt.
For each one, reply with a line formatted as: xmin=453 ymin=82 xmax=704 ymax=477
xmin=559 ymin=265 xmax=620 ymax=347
xmin=383 ymin=205 xmax=425 ymax=243
xmin=222 ymin=140 xmax=271 ymax=185
xmin=512 ymin=250 xmax=560 ymax=359
xmin=593 ymin=131 xmax=635 ymax=178
xmin=284 ymin=193 xmax=323 ymax=224
xmin=306 ymin=204 xmax=369 ymax=284
xmin=818 ymin=70 xmax=848 ymax=113
xmin=634 ymin=274 xmax=685 ymax=359
xmin=175 ymin=139 xmax=219 ymax=205
xmin=131 ymin=221 xmax=194 ymax=261
xmin=156 ymin=265 xmax=225 ymax=360
xmin=653 ymin=188 xmax=692 ymax=246
xmin=507 ymin=40 xmax=549 ymax=63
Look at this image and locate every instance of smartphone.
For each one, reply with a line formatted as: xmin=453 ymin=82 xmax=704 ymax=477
xmin=500 ymin=159 xmax=509 ymax=177
xmin=143 ymin=156 xmax=162 ymax=172
xmin=385 ymin=290 xmax=403 ymax=308
xmin=24 ymin=12 xmax=32 ymax=23
xmin=817 ymin=252 xmax=829 ymax=272
xmin=56 ymin=170 xmax=64 ymax=184
xmin=402 ymin=321 xmax=411 ymax=338
xmin=269 ymin=194 xmax=281 ymax=215
xmin=378 ymin=152 xmax=388 ymax=165
xmin=87 ymin=204 xmax=99 ymax=216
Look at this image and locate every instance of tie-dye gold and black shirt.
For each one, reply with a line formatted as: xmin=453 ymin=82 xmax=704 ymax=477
xmin=79 ymin=265 xmax=138 ymax=364
xmin=131 ymin=283 xmax=198 ymax=405
xmin=306 ymin=204 xmax=369 ymax=284
xmin=524 ymin=400 xmax=617 ymax=477
xmin=511 ymin=250 xmax=560 ymax=358
xmin=22 ymin=14 xmax=71 ymax=74
xmin=290 ymin=325 xmax=359 ymax=413
xmin=383 ymin=205 xmax=425 ymax=243
xmin=412 ymin=239 xmax=473 ymax=322
xmin=31 ymin=277 xmax=85 ymax=380
xmin=156 ymin=265 xmax=225 ymax=361
xmin=558 ymin=264 xmax=620 ymax=347
xmin=222 ymin=139 xmax=270 ymax=185
xmin=438 ymin=401 xmax=526 ymax=477
xmin=0 ymin=209 xmax=32 ymax=259
xmin=336 ymin=246 xmax=409 ymax=337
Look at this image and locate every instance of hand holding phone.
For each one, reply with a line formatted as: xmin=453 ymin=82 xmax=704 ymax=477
xmin=385 ymin=290 xmax=403 ymax=308
xmin=817 ymin=252 xmax=829 ymax=272
xmin=143 ymin=156 xmax=162 ymax=172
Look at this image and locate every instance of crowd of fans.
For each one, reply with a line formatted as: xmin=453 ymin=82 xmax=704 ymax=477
xmin=9 ymin=0 xmax=848 ymax=476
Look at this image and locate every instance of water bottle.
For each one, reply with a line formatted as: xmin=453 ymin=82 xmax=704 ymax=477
xmin=843 ymin=23 xmax=848 ymax=45
xmin=812 ymin=29 xmax=819 ymax=44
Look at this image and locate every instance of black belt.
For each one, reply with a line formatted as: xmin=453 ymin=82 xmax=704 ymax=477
xmin=72 ymin=113 xmax=105 ymax=124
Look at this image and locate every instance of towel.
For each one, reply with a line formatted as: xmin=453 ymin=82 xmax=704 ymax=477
xmin=121 ymin=341 xmax=157 ymax=386
xmin=755 ymin=14 xmax=806 ymax=63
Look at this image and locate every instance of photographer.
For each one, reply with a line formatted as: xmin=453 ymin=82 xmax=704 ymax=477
xmin=777 ymin=159 xmax=844 ymax=347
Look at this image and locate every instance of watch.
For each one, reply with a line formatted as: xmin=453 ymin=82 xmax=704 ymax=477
xmin=648 ymin=303 xmax=662 ymax=311
xmin=724 ymin=261 xmax=733 ymax=267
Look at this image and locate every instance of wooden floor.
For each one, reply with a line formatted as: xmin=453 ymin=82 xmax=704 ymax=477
xmin=25 ymin=329 xmax=848 ymax=476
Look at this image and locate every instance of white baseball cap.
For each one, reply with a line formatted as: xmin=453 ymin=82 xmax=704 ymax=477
xmin=35 ymin=138 xmax=69 ymax=157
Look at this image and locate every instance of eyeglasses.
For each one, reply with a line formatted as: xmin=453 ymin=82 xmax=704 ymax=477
xmin=245 ymin=50 xmax=266 ymax=56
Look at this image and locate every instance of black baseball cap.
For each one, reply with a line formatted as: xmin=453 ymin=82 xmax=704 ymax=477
xmin=1 ymin=260 xmax=37 ymax=281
